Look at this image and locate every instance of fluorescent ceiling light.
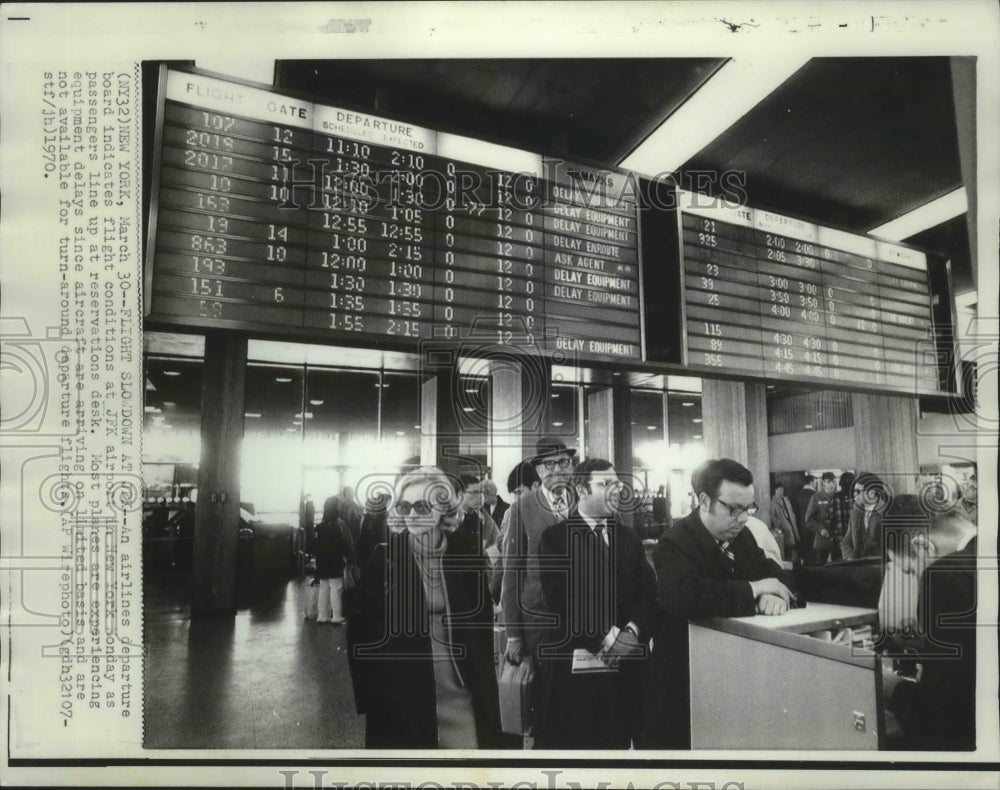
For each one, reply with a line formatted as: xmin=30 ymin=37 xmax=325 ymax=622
xmin=437 ymin=132 xmax=542 ymax=175
xmin=868 ymin=188 xmax=968 ymax=241
xmin=618 ymin=55 xmax=809 ymax=176
xmin=195 ymin=60 xmax=275 ymax=86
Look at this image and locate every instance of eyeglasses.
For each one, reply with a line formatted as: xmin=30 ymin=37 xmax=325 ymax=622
xmin=541 ymin=457 xmax=572 ymax=470
xmin=395 ymin=500 xmax=437 ymax=517
xmin=715 ymin=498 xmax=758 ymax=517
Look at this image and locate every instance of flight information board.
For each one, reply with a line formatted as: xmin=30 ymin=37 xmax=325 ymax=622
xmin=676 ymin=190 xmax=945 ymax=393
xmin=145 ymin=69 xmax=643 ymax=362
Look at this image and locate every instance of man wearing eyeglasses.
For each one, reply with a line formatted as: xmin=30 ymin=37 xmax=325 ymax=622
xmin=536 ymin=458 xmax=656 ymax=749
xmin=499 ymin=436 xmax=577 ymax=744
xmin=641 ymin=458 xmax=796 ymax=749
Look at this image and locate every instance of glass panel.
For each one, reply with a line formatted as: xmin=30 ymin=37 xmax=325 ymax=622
xmin=241 ymin=363 xmax=304 ymax=524
xmin=456 ymin=372 xmax=490 ymax=475
xmin=666 ymin=392 xmax=706 ymax=518
xmin=380 ymin=372 xmax=421 ymax=471
xmin=549 ymin=382 xmax=579 ymax=444
xmin=143 ymin=354 xmax=203 ymax=573
xmin=143 ymin=356 xmax=204 ymax=468
xmin=630 ymin=390 xmax=664 ymax=537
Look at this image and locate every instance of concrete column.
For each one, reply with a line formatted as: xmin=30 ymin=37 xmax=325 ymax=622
xmin=192 ymin=332 xmax=247 ymax=615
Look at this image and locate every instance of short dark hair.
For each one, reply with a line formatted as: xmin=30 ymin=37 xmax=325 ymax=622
xmin=821 ymin=471 xmax=836 ymax=482
xmin=571 ymin=457 xmax=615 ymax=492
xmin=853 ymin=472 xmax=890 ymax=506
xmin=881 ymin=494 xmax=932 ymax=560
xmin=507 ymin=461 xmax=541 ymax=494
xmin=692 ymin=459 xmax=754 ymax=500
xmin=457 ymin=473 xmax=481 ymax=493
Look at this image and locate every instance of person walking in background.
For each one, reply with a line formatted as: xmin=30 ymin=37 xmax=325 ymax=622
xmin=300 ymin=493 xmax=316 ymax=557
xmin=355 ymin=489 xmax=390 ymax=569
xmin=794 ymin=474 xmax=818 ymax=563
xmin=831 ymin=471 xmax=855 ymax=560
xmin=485 ymin=479 xmax=510 ymax=532
xmin=770 ymin=482 xmax=800 ymax=563
xmin=341 ymin=486 xmax=364 ymax=544
xmin=841 ymin=472 xmax=890 ymax=560
xmin=346 ymin=467 xmax=501 ymax=748
xmin=805 ymin=472 xmax=840 ymax=565
xmin=652 ymin=485 xmax=670 ymax=537
xmin=457 ymin=474 xmax=501 ymax=555
xmin=314 ymin=495 xmax=356 ymax=625
xmin=959 ymin=473 xmax=978 ymax=525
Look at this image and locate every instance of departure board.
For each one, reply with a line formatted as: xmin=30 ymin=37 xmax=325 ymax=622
xmin=675 ymin=190 xmax=945 ymax=393
xmin=145 ymin=69 xmax=643 ymax=362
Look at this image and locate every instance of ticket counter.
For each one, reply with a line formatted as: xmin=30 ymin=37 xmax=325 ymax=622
xmin=689 ymin=603 xmax=884 ymax=750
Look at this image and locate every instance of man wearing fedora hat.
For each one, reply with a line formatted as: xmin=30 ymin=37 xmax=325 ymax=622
xmin=499 ymin=436 xmax=577 ymax=742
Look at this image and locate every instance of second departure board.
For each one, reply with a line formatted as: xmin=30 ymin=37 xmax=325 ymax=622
xmin=145 ymin=69 xmax=643 ymax=362
xmin=675 ymin=190 xmax=945 ymax=392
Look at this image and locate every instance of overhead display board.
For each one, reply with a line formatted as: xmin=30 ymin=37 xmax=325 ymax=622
xmin=145 ymin=68 xmax=643 ymax=362
xmin=663 ymin=190 xmax=950 ymax=394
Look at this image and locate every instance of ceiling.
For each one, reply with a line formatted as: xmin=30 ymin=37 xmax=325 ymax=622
xmin=275 ymin=56 xmax=972 ymax=295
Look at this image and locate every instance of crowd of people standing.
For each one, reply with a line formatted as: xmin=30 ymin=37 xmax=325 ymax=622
xmin=296 ymin=448 xmax=977 ymax=752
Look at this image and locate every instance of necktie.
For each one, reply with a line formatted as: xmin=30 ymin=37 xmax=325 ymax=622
xmin=719 ymin=541 xmax=737 ymax=574
xmin=583 ymin=522 xmax=614 ymax=637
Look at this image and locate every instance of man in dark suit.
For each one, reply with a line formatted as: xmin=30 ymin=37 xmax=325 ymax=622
xmin=537 ymin=458 xmax=656 ymax=749
xmin=883 ymin=497 xmax=977 ymax=750
xmin=642 ymin=458 xmax=796 ymax=749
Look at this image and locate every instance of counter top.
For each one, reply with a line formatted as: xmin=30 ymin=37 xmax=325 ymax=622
xmin=732 ymin=602 xmax=878 ymax=634
xmin=692 ymin=603 xmax=880 ymax=668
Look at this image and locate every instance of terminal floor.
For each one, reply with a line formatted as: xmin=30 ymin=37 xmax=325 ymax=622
xmin=143 ymin=573 xmax=365 ymax=749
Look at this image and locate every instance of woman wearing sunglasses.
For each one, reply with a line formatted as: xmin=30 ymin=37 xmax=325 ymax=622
xmin=346 ymin=466 xmax=502 ymax=749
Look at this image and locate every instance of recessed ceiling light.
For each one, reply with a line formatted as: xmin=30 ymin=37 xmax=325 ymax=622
xmin=309 ymin=399 xmax=324 ymax=406
xmin=693 ymin=434 xmax=702 ymax=440
xmin=244 ymin=413 xmax=262 ymax=418
xmin=162 ymin=401 xmax=176 ymax=407
xmin=462 ymin=407 xmax=475 ymax=413
xmin=276 ymin=376 xmax=292 ymax=383
xmin=552 ymin=421 xmax=564 ymax=427
xmin=465 ymin=387 xmax=479 ymax=394
xmin=693 ymin=418 xmax=703 ymax=423
xmin=682 ymin=401 xmax=695 ymax=407
xmin=804 ymin=424 xmax=814 ymax=429
xmin=413 ymin=425 xmax=421 ymax=430
xmin=646 ymin=425 xmax=657 ymax=430
xmin=612 ymin=372 xmax=621 ymax=376
xmin=163 ymin=371 xmax=181 ymax=377
xmin=551 ymin=393 xmax=560 ymax=398
xmin=395 ymin=430 xmax=406 ymax=436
